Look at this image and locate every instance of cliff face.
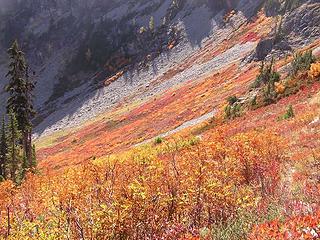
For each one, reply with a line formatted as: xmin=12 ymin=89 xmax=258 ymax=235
xmin=0 ymin=0 xmax=318 ymax=138
xmin=0 ymin=0 xmax=253 ymax=121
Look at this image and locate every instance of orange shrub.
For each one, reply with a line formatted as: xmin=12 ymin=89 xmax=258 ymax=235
xmin=249 ymin=210 xmax=320 ymax=240
xmin=308 ymin=62 xmax=320 ymax=80
xmin=0 ymin=130 xmax=288 ymax=239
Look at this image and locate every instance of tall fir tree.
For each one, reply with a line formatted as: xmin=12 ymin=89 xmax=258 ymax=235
xmin=0 ymin=117 xmax=8 ymax=181
xmin=5 ymin=40 xmax=36 ymax=171
xmin=7 ymin=110 xmax=22 ymax=184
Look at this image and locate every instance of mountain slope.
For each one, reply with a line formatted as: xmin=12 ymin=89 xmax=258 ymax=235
xmin=0 ymin=0 xmax=319 ymax=239
xmin=1 ymin=0 xmax=264 ymax=135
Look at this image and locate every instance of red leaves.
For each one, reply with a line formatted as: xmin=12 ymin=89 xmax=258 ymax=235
xmin=249 ymin=211 xmax=320 ymax=240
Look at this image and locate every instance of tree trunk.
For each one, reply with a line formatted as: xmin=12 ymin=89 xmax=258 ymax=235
xmin=23 ymin=130 xmax=33 ymax=170
xmin=6 ymin=206 xmax=10 ymax=238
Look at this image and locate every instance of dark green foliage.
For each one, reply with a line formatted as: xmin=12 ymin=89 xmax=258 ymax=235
xmin=250 ymin=96 xmax=257 ymax=108
xmin=252 ymin=60 xmax=280 ymax=89
xmin=0 ymin=118 xmax=8 ymax=180
xmin=7 ymin=110 xmax=22 ymax=184
xmin=189 ymin=138 xmax=199 ymax=146
xmin=225 ymin=103 xmax=242 ymax=120
xmin=283 ymin=105 xmax=294 ymax=119
xmin=31 ymin=144 xmax=37 ymax=170
xmin=291 ymin=50 xmax=316 ymax=76
xmin=5 ymin=40 xmax=36 ymax=131
xmin=263 ymin=78 xmax=278 ymax=104
xmin=274 ymin=18 xmax=285 ymax=43
xmin=251 ymin=59 xmax=280 ymax=104
xmin=225 ymin=95 xmax=242 ymax=119
xmin=155 ymin=137 xmax=163 ymax=144
xmin=21 ymin=155 xmax=28 ymax=180
xmin=5 ymin=40 xmax=36 ymax=183
xmin=277 ymin=105 xmax=295 ymax=121
xmin=21 ymin=144 xmax=36 ymax=179
xmin=227 ymin=96 xmax=239 ymax=105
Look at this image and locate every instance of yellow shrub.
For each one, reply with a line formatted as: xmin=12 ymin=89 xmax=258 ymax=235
xmin=308 ymin=62 xmax=320 ymax=80
xmin=275 ymin=82 xmax=286 ymax=94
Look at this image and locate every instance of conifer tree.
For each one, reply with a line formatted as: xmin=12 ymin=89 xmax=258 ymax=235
xmin=7 ymin=110 xmax=22 ymax=184
xmin=5 ymin=40 xmax=36 ymax=171
xmin=0 ymin=117 xmax=8 ymax=180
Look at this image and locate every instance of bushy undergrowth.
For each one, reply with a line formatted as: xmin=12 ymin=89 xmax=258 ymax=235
xmin=0 ymin=131 xmax=287 ymax=239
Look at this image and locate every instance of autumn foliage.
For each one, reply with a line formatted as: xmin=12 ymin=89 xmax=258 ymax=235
xmin=0 ymin=13 xmax=318 ymax=240
xmin=308 ymin=62 xmax=320 ymax=80
xmin=0 ymin=130 xmax=288 ymax=239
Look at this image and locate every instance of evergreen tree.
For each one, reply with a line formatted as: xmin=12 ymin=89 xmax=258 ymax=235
xmin=5 ymin=40 xmax=36 ymax=170
xmin=7 ymin=110 xmax=22 ymax=184
xmin=0 ymin=117 xmax=8 ymax=180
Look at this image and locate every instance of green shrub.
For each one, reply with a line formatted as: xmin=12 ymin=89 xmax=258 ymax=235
xmin=227 ymin=95 xmax=239 ymax=105
xmin=210 ymin=202 xmax=283 ymax=240
xmin=155 ymin=137 xmax=163 ymax=144
xmin=225 ymin=102 xmax=242 ymax=120
xmin=250 ymin=96 xmax=257 ymax=108
xmin=263 ymin=78 xmax=278 ymax=104
xmin=291 ymin=50 xmax=316 ymax=76
xmin=211 ymin=211 xmax=259 ymax=240
xmin=225 ymin=95 xmax=241 ymax=119
xmin=283 ymin=105 xmax=294 ymax=119
xmin=251 ymin=60 xmax=280 ymax=89
xmin=277 ymin=105 xmax=294 ymax=121
xmin=251 ymin=59 xmax=281 ymax=104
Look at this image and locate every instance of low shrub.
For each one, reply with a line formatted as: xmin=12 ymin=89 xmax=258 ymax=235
xmin=308 ymin=62 xmax=320 ymax=80
xmin=225 ymin=103 xmax=242 ymax=120
xmin=227 ymin=95 xmax=239 ymax=105
xmin=278 ymin=105 xmax=294 ymax=120
xmin=155 ymin=136 xmax=163 ymax=144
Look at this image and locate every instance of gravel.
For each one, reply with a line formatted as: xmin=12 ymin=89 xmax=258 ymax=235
xmin=33 ymin=10 xmax=257 ymax=139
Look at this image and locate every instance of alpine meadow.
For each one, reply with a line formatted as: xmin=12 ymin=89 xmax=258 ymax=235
xmin=0 ymin=0 xmax=319 ymax=239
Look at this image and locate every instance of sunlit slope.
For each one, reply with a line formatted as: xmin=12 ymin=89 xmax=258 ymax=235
xmin=36 ymin=14 xmax=274 ymax=170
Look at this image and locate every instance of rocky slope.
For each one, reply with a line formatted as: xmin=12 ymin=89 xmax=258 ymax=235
xmin=0 ymin=0 xmax=259 ymax=131
xmin=0 ymin=0 xmax=319 ymax=142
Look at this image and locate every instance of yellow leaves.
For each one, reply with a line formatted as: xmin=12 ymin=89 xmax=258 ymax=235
xmin=308 ymin=62 xmax=320 ymax=80
xmin=275 ymin=82 xmax=286 ymax=94
xmin=0 ymin=180 xmax=16 ymax=208
xmin=235 ymin=187 xmax=256 ymax=209
xmin=129 ymin=180 xmax=147 ymax=200
xmin=0 ymin=129 xmax=288 ymax=238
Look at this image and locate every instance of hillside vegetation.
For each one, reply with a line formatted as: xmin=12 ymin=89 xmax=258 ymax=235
xmin=1 ymin=41 xmax=320 ymax=239
xmin=0 ymin=0 xmax=320 ymax=239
